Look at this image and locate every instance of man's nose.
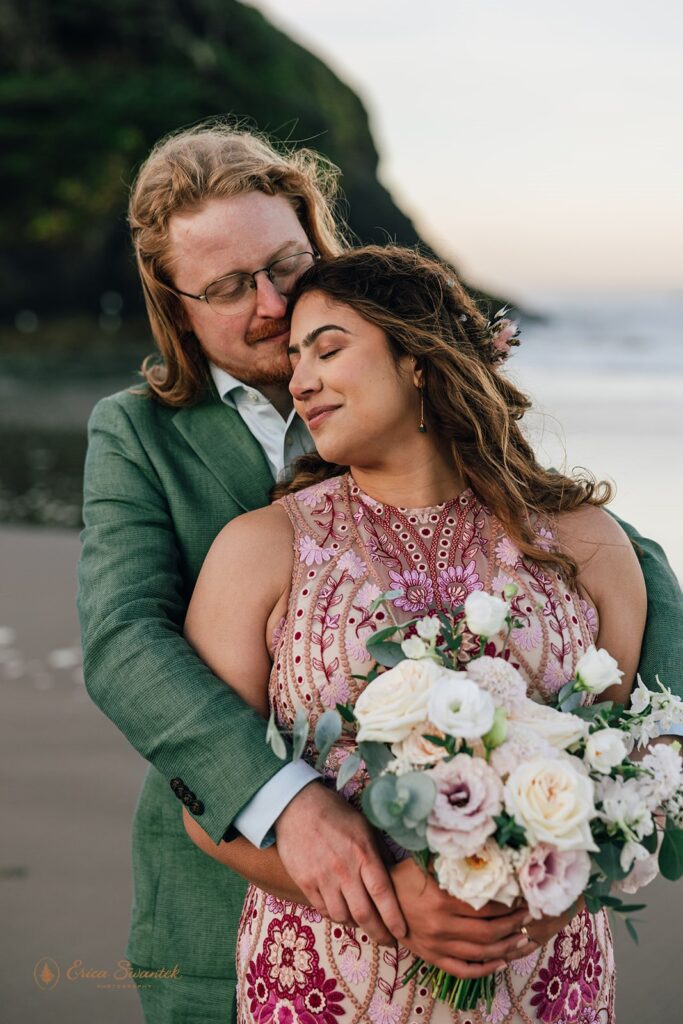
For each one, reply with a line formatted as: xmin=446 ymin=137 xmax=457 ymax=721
xmin=253 ymin=272 xmax=288 ymax=319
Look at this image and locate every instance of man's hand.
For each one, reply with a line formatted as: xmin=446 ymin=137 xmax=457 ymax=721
xmin=275 ymin=782 xmax=407 ymax=945
xmin=390 ymin=859 xmax=537 ymax=979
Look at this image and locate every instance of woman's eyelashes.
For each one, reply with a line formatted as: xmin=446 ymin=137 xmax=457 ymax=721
xmin=319 ymin=348 xmax=340 ymax=361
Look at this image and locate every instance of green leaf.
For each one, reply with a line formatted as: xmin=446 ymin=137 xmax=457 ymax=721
xmin=366 ymin=623 xmax=403 ymax=646
xmin=558 ymin=679 xmax=578 ymax=704
xmin=368 ymin=589 xmax=403 ymax=614
xmin=625 ymin=918 xmax=640 ymax=945
xmin=572 ymin=701 xmax=615 ymax=721
xmin=613 ymin=903 xmax=647 ymax=913
xmin=584 ymin=894 xmax=602 ymax=915
xmin=559 ymin=692 xmax=583 ymax=713
xmin=266 ymin=709 xmax=288 ymax=761
xmin=358 ymin=740 xmax=393 ymax=779
xmin=336 ymin=752 xmax=362 ymax=791
xmin=370 ymin=641 xmax=405 ymax=668
xmin=659 ymin=824 xmax=683 ymax=881
xmin=292 ymin=706 xmax=310 ymax=762
xmin=640 ymin=830 xmax=659 ymax=854
xmin=314 ymin=710 xmax=342 ymax=770
xmin=593 ymin=841 xmax=628 ymax=882
xmin=336 ymin=702 xmax=357 ymax=724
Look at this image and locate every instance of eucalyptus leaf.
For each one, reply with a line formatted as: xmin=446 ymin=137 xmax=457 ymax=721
xmin=368 ymin=589 xmax=403 ymax=614
xmin=336 ymin=702 xmax=357 ymax=723
xmin=292 ymin=706 xmax=310 ymax=762
xmin=366 ymin=623 xmax=405 ymax=647
xmin=358 ymin=741 xmax=393 ymax=779
xmin=559 ymin=691 xmax=584 ymax=713
xmin=625 ymin=918 xmax=640 ymax=945
xmin=640 ymin=830 xmax=659 ymax=855
xmin=593 ymin=842 xmax=628 ymax=881
xmin=659 ymin=824 xmax=683 ymax=881
xmin=314 ymin=710 xmax=342 ymax=771
xmin=558 ymin=679 xmax=578 ymax=704
xmin=370 ymin=641 xmax=405 ymax=668
xmin=336 ymin=751 xmax=362 ymax=791
xmin=572 ymin=702 xmax=615 ymax=721
xmin=266 ymin=709 xmax=288 ymax=761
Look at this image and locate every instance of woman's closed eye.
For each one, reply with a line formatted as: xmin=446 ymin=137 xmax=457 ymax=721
xmin=319 ymin=349 xmax=340 ymax=360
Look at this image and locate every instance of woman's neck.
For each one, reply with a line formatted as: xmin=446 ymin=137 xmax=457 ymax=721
xmin=348 ymin=450 xmax=467 ymax=509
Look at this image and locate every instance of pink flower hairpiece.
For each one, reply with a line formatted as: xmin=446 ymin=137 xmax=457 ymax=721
xmin=488 ymin=306 xmax=521 ymax=364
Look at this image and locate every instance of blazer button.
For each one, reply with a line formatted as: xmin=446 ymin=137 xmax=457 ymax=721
xmin=170 ymin=777 xmax=184 ymax=793
xmin=189 ymin=800 xmax=205 ymax=816
xmin=181 ymin=790 xmax=196 ymax=806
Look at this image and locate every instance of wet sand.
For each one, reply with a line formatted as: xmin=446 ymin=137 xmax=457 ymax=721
xmin=1 ymin=526 xmax=681 ymax=1023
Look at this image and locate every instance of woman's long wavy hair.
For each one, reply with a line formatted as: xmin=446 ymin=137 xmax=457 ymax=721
xmin=128 ymin=120 xmax=348 ymax=406
xmin=274 ymin=245 xmax=612 ymax=581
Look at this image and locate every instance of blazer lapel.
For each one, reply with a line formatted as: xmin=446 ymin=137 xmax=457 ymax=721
xmin=172 ymin=387 xmax=274 ymax=513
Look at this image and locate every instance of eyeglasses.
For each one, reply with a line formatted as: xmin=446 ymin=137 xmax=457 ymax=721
xmin=173 ymin=251 xmax=317 ymax=317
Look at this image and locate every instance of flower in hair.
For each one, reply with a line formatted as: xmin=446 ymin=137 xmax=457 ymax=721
xmin=488 ymin=307 xmax=521 ymax=364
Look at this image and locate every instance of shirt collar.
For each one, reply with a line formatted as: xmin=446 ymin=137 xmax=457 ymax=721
xmin=209 ymin=362 xmax=252 ymax=404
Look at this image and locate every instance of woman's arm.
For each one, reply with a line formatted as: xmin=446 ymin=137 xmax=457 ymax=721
xmin=556 ymin=503 xmax=648 ymax=703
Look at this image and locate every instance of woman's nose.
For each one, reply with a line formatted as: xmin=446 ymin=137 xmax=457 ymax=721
xmin=254 ymin=272 xmax=288 ymax=319
xmin=289 ymin=359 xmax=321 ymax=400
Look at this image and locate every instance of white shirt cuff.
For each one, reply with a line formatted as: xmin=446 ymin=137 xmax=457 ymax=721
xmin=233 ymin=760 xmax=321 ymax=848
xmin=658 ymin=724 xmax=683 ymax=738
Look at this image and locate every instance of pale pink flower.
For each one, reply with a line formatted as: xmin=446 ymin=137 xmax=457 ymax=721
xmin=536 ymin=526 xmax=555 ymax=551
xmin=320 ymin=672 xmax=351 ymax=708
xmin=495 ymin=535 xmax=521 ymax=567
xmin=388 ymin=568 xmax=434 ymax=613
xmin=480 ymin=981 xmax=512 ymax=1023
xmin=347 ymin=637 xmax=371 ymax=663
xmin=491 ymin=570 xmax=514 ymax=595
xmin=518 ymin=844 xmax=591 ymax=920
xmin=512 ymin=619 xmax=543 ymax=651
xmin=356 ymin=582 xmax=382 ymax=610
xmin=437 ymin=560 xmax=484 ymax=607
xmin=295 ymin=476 xmax=342 ymax=506
xmin=427 ymin=754 xmax=503 ymax=858
xmin=339 ymin=949 xmax=369 ymax=985
xmin=510 ymin=947 xmax=541 ymax=975
xmin=337 ymin=549 xmax=367 ymax=581
xmin=298 ymin=535 xmax=334 ymax=566
xmin=580 ymin=598 xmax=599 ymax=638
xmin=368 ymin=992 xmax=402 ymax=1024
xmin=467 ymin=655 xmax=528 ymax=711
xmin=543 ymin=659 xmax=572 ymax=693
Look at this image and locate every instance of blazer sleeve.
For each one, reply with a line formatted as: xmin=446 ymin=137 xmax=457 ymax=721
xmin=609 ymin=511 xmax=683 ymax=700
xmin=77 ymin=395 xmax=291 ymax=844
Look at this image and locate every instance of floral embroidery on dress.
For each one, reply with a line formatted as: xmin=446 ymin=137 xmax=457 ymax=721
xmin=388 ymin=568 xmax=435 ymax=612
xmin=236 ymin=473 xmax=613 ymax=1024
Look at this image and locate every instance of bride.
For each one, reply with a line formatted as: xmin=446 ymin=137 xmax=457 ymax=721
xmin=183 ymin=245 xmax=645 ymax=1022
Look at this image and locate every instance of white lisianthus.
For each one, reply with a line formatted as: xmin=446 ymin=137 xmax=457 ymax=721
xmin=391 ymin=724 xmax=448 ymax=767
xmin=464 ymin=591 xmax=509 ymax=638
xmin=584 ymin=729 xmax=630 ymax=775
xmin=509 ymin=697 xmax=588 ymax=750
xmin=504 ymin=756 xmax=598 ymax=851
xmin=354 ymin=659 xmax=444 ymax=744
xmin=434 ymin=840 xmax=519 ymax=911
xmin=596 ymin=776 xmax=655 ymax=840
xmin=614 ymin=840 xmax=660 ymax=895
xmin=416 ymin=615 xmax=442 ymax=642
xmin=401 ymin=636 xmax=430 ymax=659
xmin=428 ymin=673 xmax=496 ymax=739
xmin=575 ymin=646 xmax=623 ymax=695
xmin=628 ymin=675 xmax=651 ymax=715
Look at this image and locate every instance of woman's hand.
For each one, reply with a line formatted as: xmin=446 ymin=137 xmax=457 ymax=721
xmin=390 ymin=859 xmax=535 ymax=979
xmin=516 ymin=895 xmax=585 ymax=952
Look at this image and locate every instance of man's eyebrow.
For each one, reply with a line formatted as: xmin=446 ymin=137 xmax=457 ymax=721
xmin=208 ymin=240 xmax=306 ymax=284
xmin=288 ymin=324 xmax=351 ymax=354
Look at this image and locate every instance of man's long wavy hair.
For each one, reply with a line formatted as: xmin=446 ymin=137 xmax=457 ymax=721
xmin=128 ymin=120 xmax=347 ymax=406
xmin=275 ymin=246 xmax=612 ymax=582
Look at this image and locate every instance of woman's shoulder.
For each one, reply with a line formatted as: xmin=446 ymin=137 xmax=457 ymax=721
xmin=199 ymin=504 xmax=295 ymax=603
xmin=553 ymin=504 xmax=645 ymax=605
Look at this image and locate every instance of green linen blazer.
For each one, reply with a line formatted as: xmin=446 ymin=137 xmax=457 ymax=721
xmin=77 ymin=381 xmax=683 ymax=985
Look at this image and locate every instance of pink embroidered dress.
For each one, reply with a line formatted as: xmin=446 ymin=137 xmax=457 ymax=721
xmin=236 ymin=474 xmax=615 ymax=1024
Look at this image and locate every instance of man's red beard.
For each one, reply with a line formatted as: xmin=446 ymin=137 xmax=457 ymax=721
xmin=214 ymin=318 xmax=292 ymax=387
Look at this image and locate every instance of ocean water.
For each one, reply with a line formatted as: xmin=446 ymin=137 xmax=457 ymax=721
xmin=505 ymin=290 xmax=683 ymax=579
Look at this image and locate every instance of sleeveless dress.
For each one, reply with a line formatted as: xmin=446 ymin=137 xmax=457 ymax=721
xmin=236 ymin=473 xmax=616 ymax=1024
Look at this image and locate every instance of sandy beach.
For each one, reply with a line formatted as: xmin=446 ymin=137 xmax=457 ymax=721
xmin=1 ymin=521 xmax=681 ymax=1023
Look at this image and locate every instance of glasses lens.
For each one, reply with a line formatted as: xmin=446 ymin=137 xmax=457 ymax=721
xmin=269 ymin=252 xmax=315 ymax=291
xmin=205 ymin=273 xmax=253 ymax=315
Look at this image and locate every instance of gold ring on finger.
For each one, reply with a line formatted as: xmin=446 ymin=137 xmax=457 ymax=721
xmin=520 ymin=925 xmax=530 ymax=938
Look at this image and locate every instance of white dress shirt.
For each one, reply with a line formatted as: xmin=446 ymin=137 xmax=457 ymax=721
xmin=209 ymin=363 xmax=320 ymax=847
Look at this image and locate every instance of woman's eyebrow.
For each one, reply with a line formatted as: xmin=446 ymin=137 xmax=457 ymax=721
xmin=288 ymin=324 xmax=350 ymax=355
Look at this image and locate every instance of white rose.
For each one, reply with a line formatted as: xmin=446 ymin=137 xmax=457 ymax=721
xmin=391 ymin=724 xmax=448 ymax=767
xmin=575 ymin=646 xmax=624 ymax=695
xmin=416 ymin=615 xmax=442 ymax=641
xmin=504 ymin=756 xmax=598 ymax=851
xmin=584 ymin=729 xmax=629 ymax=774
xmin=401 ymin=636 xmax=430 ymax=659
xmin=434 ymin=840 xmax=519 ymax=911
xmin=509 ymin=697 xmax=588 ymax=750
xmin=354 ymin=659 xmax=444 ymax=744
xmin=428 ymin=672 xmax=496 ymax=739
xmin=464 ymin=591 xmax=509 ymax=638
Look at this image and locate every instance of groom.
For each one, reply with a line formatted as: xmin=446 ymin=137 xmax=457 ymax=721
xmin=78 ymin=123 xmax=683 ymax=1024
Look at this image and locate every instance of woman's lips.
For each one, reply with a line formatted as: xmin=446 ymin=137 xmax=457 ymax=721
xmin=307 ymin=406 xmax=340 ymax=431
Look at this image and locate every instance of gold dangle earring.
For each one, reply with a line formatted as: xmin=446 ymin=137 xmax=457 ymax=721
xmin=418 ymin=386 xmax=426 ymax=433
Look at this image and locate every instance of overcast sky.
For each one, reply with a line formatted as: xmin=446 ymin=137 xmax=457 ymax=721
xmin=246 ymin=0 xmax=682 ymax=301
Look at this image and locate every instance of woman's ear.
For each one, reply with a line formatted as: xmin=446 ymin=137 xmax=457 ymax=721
xmin=412 ymin=363 xmax=424 ymax=389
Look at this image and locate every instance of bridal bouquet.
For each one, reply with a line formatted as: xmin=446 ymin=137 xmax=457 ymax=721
xmin=267 ymin=588 xmax=683 ymax=1013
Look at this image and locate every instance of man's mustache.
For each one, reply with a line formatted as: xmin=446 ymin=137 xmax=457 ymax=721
xmin=246 ymin=318 xmax=290 ymax=344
